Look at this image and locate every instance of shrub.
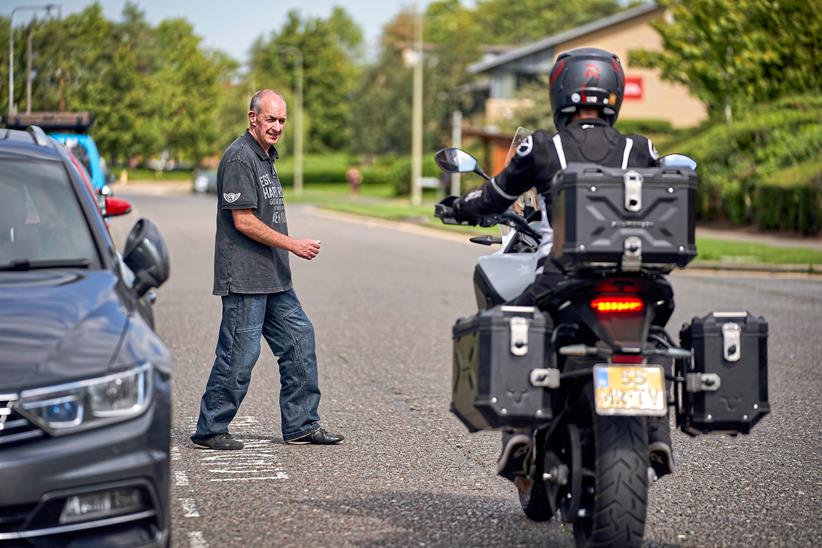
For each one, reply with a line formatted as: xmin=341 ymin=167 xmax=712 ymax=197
xmin=660 ymin=95 xmax=822 ymax=228
xmin=385 ymin=156 xmax=442 ymax=196
xmin=615 ymin=119 xmax=673 ymax=135
xmin=275 ymin=153 xmax=349 ymax=186
xmin=754 ymin=158 xmax=822 ymax=235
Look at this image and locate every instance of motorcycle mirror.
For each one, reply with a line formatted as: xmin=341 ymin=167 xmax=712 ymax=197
xmin=435 ymin=148 xmax=492 ymax=181
xmin=659 ymin=153 xmax=697 ymax=170
xmin=435 ymin=148 xmax=479 ymax=173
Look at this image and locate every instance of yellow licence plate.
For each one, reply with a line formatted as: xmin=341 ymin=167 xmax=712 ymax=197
xmin=593 ymin=365 xmax=667 ymax=416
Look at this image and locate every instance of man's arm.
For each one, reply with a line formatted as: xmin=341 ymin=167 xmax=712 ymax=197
xmin=231 ymin=209 xmax=320 ymax=260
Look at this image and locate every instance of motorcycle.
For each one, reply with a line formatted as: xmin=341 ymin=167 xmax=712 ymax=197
xmin=434 ymin=141 xmax=769 ymax=547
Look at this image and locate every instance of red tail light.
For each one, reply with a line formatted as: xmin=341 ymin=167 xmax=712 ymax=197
xmin=612 ymin=354 xmax=644 ymax=364
xmin=591 ymin=297 xmax=645 ymax=314
xmin=104 ymin=196 xmax=132 ymax=217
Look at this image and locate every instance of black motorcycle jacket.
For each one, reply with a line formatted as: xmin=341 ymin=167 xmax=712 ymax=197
xmin=454 ymin=118 xmax=659 ymax=268
xmin=455 ymin=118 xmax=659 ymax=220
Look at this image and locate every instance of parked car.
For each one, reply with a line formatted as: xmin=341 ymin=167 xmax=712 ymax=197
xmin=192 ymin=168 xmax=218 ymax=194
xmin=0 ymin=125 xmax=172 ymax=546
xmin=65 ymin=146 xmax=132 ymax=220
xmin=3 ymin=111 xmax=113 ymax=191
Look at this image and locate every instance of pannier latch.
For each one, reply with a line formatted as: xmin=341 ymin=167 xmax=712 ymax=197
xmin=622 ymin=236 xmax=642 ymax=272
xmin=722 ymin=322 xmax=742 ymax=362
xmin=510 ymin=317 xmax=529 ymax=356
xmin=530 ymin=368 xmax=560 ymax=388
xmin=624 ymin=170 xmax=643 ymax=212
xmin=686 ymin=373 xmax=722 ymax=393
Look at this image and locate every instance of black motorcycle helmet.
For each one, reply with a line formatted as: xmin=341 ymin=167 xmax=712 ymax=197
xmin=549 ymin=47 xmax=625 ymax=129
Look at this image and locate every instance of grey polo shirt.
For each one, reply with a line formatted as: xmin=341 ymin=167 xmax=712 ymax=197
xmin=212 ymin=131 xmax=292 ymax=296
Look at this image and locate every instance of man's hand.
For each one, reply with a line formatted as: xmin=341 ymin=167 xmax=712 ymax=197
xmin=290 ymin=238 xmax=321 ymax=260
xmin=231 ymin=209 xmax=321 ymax=259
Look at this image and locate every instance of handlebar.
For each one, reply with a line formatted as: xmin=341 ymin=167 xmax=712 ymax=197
xmin=434 ymin=200 xmax=542 ymax=242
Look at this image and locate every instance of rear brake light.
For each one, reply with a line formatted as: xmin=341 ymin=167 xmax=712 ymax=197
xmin=612 ymin=354 xmax=644 ymax=364
xmin=590 ymin=297 xmax=645 ymax=314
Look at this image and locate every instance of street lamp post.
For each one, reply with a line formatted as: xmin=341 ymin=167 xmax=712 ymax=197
xmin=7 ymin=4 xmax=60 ymax=114
xmin=410 ymin=2 xmax=424 ymax=206
xmin=274 ymin=45 xmax=304 ymax=196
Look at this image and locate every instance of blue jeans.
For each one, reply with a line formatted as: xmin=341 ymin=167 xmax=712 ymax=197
xmin=192 ymin=289 xmax=321 ymax=442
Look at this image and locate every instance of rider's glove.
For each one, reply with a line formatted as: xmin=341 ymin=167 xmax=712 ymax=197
xmin=452 ymin=199 xmax=477 ymax=225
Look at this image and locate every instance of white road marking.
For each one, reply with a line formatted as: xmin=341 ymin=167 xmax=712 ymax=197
xmin=209 ymin=474 xmax=288 ymax=481
xmin=171 ymin=445 xmax=181 ymax=461
xmin=175 ymin=471 xmax=190 ymax=487
xmin=188 ymin=416 xmax=290 ymax=482
xmin=181 ymin=498 xmax=200 ymax=518
xmin=188 ymin=531 xmax=208 ymax=548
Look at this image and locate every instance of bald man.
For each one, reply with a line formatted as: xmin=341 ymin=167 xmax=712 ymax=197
xmin=192 ymin=90 xmax=343 ymax=450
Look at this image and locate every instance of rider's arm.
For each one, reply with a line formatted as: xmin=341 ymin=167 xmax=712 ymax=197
xmin=626 ymin=135 xmax=660 ymax=167
xmin=456 ymin=130 xmax=558 ymax=219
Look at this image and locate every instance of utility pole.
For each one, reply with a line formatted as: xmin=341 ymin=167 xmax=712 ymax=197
xmin=8 ymin=4 xmax=60 ymax=114
xmin=274 ymin=45 xmax=304 ymax=196
xmin=25 ymin=21 xmax=33 ymax=113
xmin=450 ymin=110 xmax=462 ymax=196
xmin=410 ymin=2 xmax=424 ymax=206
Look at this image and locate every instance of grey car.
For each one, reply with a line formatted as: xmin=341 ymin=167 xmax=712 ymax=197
xmin=191 ymin=169 xmax=217 ymax=194
xmin=0 ymin=126 xmax=172 ymax=546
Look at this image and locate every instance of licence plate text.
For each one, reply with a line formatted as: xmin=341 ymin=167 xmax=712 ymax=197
xmin=594 ymin=364 xmax=666 ymax=416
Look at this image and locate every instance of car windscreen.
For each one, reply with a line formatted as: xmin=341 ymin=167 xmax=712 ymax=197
xmin=0 ymin=159 xmax=100 ymax=268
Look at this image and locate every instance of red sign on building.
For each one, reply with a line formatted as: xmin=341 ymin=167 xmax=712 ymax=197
xmin=624 ymin=77 xmax=643 ymax=100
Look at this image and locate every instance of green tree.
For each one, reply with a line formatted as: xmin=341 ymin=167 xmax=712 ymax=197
xmin=152 ymin=17 xmax=221 ymax=163
xmin=351 ymin=9 xmax=416 ymax=156
xmin=474 ymin=0 xmax=624 ymax=45
xmin=629 ymin=0 xmax=822 ymax=123
xmin=7 ymin=3 xmax=224 ymax=164
xmin=249 ymin=8 xmax=363 ymax=153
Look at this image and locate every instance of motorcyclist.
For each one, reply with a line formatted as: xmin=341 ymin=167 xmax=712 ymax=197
xmin=449 ymin=47 xmax=673 ymax=483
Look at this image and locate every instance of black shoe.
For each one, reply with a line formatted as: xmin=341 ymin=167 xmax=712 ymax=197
xmin=496 ymin=433 xmax=531 ymax=480
xmin=286 ymin=428 xmax=344 ymax=445
xmin=192 ymin=433 xmax=244 ymax=450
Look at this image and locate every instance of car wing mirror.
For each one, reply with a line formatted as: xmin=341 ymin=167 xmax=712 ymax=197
xmin=123 ymin=218 xmax=170 ymax=297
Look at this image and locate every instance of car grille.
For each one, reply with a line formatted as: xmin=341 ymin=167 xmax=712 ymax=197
xmin=0 ymin=394 xmax=43 ymax=447
xmin=0 ymin=502 xmax=37 ymax=535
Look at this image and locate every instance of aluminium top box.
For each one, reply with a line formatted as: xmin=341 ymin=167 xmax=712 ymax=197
xmin=550 ymin=163 xmax=697 ymax=273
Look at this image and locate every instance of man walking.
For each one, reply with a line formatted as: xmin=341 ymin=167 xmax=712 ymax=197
xmin=191 ymin=89 xmax=343 ymax=450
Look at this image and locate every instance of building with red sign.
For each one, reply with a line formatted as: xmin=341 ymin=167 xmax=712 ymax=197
xmin=467 ymin=3 xmax=706 ymax=129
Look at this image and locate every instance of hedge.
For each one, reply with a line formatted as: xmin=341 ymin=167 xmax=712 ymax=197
xmin=275 ymin=153 xmax=443 ymax=196
xmin=661 ymin=95 xmax=822 ymax=232
xmin=754 ymin=158 xmax=822 ymax=235
xmin=615 ymin=118 xmax=673 ymax=135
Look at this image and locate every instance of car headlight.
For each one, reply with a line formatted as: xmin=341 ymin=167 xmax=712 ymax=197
xmin=17 ymin=363 xmax=153 ymax=435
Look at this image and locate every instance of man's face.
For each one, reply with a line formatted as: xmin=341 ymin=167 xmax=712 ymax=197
xmin=249 ymin=95 xmax=287 ymax=150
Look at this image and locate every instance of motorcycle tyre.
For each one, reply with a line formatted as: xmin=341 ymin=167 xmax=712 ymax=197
xmin=573 ymin=383 xmax=648 ymax=548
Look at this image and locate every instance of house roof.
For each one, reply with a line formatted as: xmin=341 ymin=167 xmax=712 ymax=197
xmin=468 ymin=3 xmax=661 ymax=74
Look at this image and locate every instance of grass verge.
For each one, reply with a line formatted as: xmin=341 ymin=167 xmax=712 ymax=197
xmin=694 ymin=237 xmax=822 ymax=265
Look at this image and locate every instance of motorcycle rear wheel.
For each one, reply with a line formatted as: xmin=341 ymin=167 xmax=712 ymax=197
xmin=572 ymin=383 xmax=648 ymax=548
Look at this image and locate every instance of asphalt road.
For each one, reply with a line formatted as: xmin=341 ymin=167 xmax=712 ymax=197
xmin=112 ymin=188 xmax=822 ymax=548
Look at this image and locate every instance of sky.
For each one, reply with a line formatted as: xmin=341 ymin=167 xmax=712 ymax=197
xmin=3 ymin=0 xmax=443 ymax=63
